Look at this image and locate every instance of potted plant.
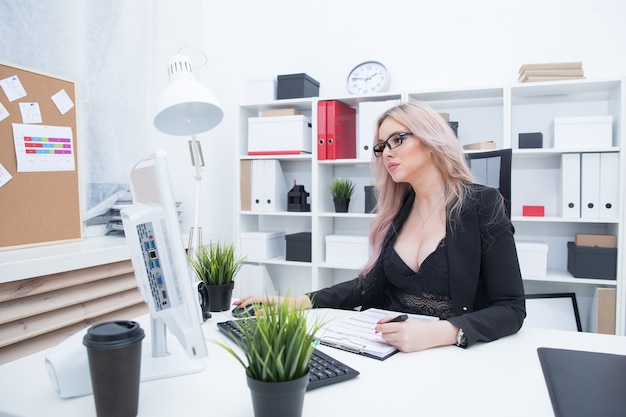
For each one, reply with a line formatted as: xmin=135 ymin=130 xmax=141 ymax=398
xmin=190 ymin=241 xmax=246 ymax=312
xmin=218 ymin=296 xmax=324 ymax=417
xmin=330 ymin=177 xmax=355 ymax=213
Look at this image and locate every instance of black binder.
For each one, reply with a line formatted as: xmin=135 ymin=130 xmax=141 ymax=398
xmin=537 ymin=347 xmax=626 ymax=417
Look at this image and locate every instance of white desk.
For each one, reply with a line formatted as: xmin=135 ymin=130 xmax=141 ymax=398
xmin=1 ymin=309 xmax=625 ymax=417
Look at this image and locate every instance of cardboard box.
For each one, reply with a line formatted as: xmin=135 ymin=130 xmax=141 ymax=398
xmin=325 ymin=234 xmax=369 ymax=266
xmin=240 ymin=231 xmax=285 ymax=260
xmin=248 ymin=115 xmax=312 ymax=155
xmin=260 ymin=108 xmax=301 ymax=117
xmin=277 ymin=73 xmax=320 ymax=99
xmin=574 ymin=233 xmax=617 ymax=248
xmin=515 ymin=241 xmax=548 ymax=276
xmin=590 ymin=287 xmax=616 ymax=334
xmin=567 ymin=241 xmax=616 ymax=279
xmin=247 ymin=78 xmax=276 ymax=102
xmin=462 ymin=141 xmax=496 ymax=150
xmin=550 ymin=116 xmax=613 ymax=149
xmin=519 ymin=132 xmax=543 ymax=149
xmin=285 ymin=232 xmax=311 ymax=262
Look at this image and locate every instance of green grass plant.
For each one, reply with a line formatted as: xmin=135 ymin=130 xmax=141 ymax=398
xmin=330 ymin=178 xmax=355 ymax=200
xmin=190 ymin=241 xmax=246 ymax=286
xmin=218 ymin=295 xmax=324 ymax=382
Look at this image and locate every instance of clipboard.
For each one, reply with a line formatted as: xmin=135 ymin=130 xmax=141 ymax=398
xmin=318 ymin=308 xmax=439 ymax=360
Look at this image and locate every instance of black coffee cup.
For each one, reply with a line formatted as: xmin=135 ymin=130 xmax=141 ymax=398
xmin=83 ymin=321 xmax=145 ymax=417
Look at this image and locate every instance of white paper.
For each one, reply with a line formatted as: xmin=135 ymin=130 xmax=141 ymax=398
xmin=51 ymin=89 xmax=74 ymax=115
xmin=319 ymin=308 xmax=439 ymax=359
xmin=0 ymin=102 xmax=9 ymax=122
xmin=0 ymin=74 xmax=27 ymax=102
xmin=0 ymin=163 xmax=12 ymax=188
xmin=12 ymin=123 xmax=75 ymax=172
xmin=19 ymin=102 xmax=43 ymax=123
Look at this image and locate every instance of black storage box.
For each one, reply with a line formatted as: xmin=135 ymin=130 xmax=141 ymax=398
xmin=519 ymin=132 xmax=543 ymax=149
xmin=277 ymin=73 xmax=320 ymax=99
xmin=285 ymin=232 xmax=311 ymax=262
xmin=567 ymin=241 xmax=617 ymax=279
xmin=448 ymin=121 xmax=458 ymax=137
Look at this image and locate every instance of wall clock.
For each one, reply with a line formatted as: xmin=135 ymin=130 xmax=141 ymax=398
xmin=346 ymin=61 xmax=390 ymax=95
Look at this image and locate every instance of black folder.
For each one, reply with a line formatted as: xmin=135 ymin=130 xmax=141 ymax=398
xmin=537 ymin=347 xmax=626 ymax=417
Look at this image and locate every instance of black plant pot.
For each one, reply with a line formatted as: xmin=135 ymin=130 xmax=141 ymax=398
xmin=247 ymin=374 xmax=308 ymax=417
xmin=333 ymin=198 xmax=350 ymax=213
xmin=205 ymin=282 xmax=234 ymax=312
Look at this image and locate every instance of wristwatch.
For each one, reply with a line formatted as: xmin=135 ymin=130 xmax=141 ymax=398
xmin=456 ymin=328 xmax=467 ymax=347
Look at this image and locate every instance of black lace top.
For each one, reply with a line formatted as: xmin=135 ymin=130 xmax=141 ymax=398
xmin=383 ymin=236 xmax=456 ymax=319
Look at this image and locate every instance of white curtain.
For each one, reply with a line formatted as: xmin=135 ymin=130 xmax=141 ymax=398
xmin=0 ymin=0 xmax=157 ymax=220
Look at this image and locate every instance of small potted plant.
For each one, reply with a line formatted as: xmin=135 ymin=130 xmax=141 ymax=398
xmin=330 ymin=177 xmax=355 ymax=213
xmin=190 ymin=241 xmax=246 ymax=312
xmin=218 ymin=296 xmax=324 ymax=417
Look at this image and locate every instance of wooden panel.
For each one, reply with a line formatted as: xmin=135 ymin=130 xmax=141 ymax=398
xmin=0 ymin=303 xmax=148 ymax=365
xmin=0 ymin=288 xmax=145 ymax=347
xmin=0 ymin=259 xmax=149 ymax=365
xmin=0 ymin=260 xmax=134 ymax=302
xmin=0 ymin=274 xmax=139 ymax=324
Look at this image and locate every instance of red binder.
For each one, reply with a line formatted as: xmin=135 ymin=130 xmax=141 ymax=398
xmin=317 ymin=101 xmax=327 ymax=160
xmin=326 ymin=100 xmax=356 ymax=160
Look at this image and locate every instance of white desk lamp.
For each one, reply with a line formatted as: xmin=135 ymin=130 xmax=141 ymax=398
xmin=153 ymin=49 xmax=223 ymax=258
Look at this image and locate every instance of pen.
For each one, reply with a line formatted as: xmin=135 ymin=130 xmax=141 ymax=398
xmin=388 ymin=314 xmax=408 ymax=323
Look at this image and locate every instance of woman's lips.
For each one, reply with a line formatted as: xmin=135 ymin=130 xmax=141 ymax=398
xmin=387 ymin=162 xmax=399 ymax=172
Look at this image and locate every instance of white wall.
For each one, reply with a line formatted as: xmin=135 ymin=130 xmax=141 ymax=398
xmin=187 ymin=0 xmax=626 ymax=243
xmin=3 ymin=1 xmax=624 ymax=245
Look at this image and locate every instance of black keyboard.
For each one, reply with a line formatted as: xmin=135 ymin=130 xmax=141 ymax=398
xmin=217 ymin=318 xmax=360 ymax=390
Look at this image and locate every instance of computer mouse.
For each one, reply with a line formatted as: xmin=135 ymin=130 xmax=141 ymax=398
xmin=231 ymin=304 xmax=257 ymax=318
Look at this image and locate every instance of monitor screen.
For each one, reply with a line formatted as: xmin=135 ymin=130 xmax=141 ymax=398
xmin=121 ymin=150 xmax=207 ymax=379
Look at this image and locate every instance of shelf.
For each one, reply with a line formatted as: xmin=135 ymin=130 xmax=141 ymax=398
xmin=523 ymin=270 xmax=617 ymax=287
xmin=0 ymin=235 xmax=131 ymax=283
xmin=513 ymin=147 xmax=620 ymax=157
xmin=240 ymin=210 xmax=312 ymax=217
xmin=236 ymin=77 xmax=625 ymax=335
xmin=512 ymin=216 xmax=619 ymax=224
xmin=239 ymin=154 xmax=312 ymax=161
xmin=318 ymin=212 xmax=376 ymax=219
xmin=317 ymin=158 xmax=371 ymax=166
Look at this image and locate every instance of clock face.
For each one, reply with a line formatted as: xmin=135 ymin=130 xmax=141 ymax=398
xmin=347 ymin=61 xmax=390 ymax=95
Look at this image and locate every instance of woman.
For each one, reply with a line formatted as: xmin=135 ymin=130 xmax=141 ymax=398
xmin=235 ymin=101 xmax=525 ymax=351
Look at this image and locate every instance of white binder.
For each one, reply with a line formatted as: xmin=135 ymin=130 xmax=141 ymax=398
xmin=599 ymin=152 xmax=619 ymax=219
xmin=357 ymin=99 xmax=400 ymax=159
xmin=559 ymin=153 xmax=581 ymax=218
xmin=581 ymin=153 xmax=601 ymax=218
xmin=251 ymin=159 xmax=287 ymax=212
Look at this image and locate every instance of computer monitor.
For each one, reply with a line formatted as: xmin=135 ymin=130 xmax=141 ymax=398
xmin=121 ymin=150 xmax=207 ymax=380
xmin=44 ymin=151 xmax=206 ymax=399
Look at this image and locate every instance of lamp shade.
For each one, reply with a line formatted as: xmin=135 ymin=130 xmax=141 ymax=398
xmin=154 ymin=54 xmax=223 ymax=136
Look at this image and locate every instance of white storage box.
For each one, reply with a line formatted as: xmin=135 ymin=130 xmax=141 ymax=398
xmin=248 ymin=115 xmax=312 ymax=155
xmin=515 ymin=241 xmax=548 ymax=277
xmin=550 ymin=116 xmax=613 ymax=149
xmin=247 ymin=78 xmax=276 ymax=103
xmin=240 ymin=231 xmax=285 ymax=260
xmin=325 ymin=234 xmax=369 ymax=266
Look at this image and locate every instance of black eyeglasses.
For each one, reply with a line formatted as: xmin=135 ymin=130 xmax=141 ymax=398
xmin=373 ymin=132 xmax=413 ymax=157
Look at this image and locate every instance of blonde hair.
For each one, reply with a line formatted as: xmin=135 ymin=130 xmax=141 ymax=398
xmin=362 ymin=100 xmax=474 ymax=275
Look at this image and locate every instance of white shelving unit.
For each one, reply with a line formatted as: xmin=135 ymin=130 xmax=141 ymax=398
xmin=235 ymin=78 xmax=625 ymax=335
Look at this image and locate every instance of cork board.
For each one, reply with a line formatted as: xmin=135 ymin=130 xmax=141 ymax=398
xmin=0 ymin=62 xmax=81 ymax=249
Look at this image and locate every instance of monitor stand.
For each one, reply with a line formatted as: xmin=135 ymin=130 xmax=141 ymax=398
xmin=140 ymin=317 xmax=206 ymax=381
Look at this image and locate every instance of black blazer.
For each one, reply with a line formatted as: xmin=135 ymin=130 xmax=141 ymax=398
xmin=309 ymin=184 xmax=526 ymax=347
